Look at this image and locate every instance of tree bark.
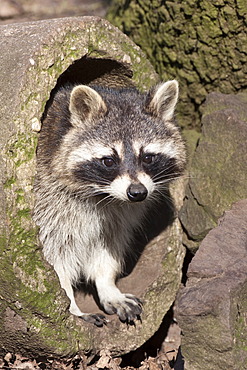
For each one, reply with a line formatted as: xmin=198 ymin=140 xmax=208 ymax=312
xmin=107 ymin=0 xmax=247 ymax=129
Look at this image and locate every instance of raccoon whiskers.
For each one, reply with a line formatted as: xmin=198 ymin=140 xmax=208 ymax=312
xmin=155 ymin=173 xmax=190 ymax=185
xmin=154 ymin=174 xmax=182 ymax=185
xmin=152 ymin=188 xmax=174 ymax=207
xmin=70 ymin=189 xmax=103 ymax=199
xmin=70 ymin=185 xmax=110 ymax=198
xmin=151 ymin=165 xmax=179 ymax=182
xmin=98 ymin=194 xmax=127 ymax=211
xmin=95 ymin=194 xmax=115 ymax=208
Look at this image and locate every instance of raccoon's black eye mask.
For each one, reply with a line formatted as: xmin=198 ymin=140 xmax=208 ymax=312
xmin=142 ymin=154 xmax=178 ymax=181
xmin=73 ymin=157 xmax=120 ymax=185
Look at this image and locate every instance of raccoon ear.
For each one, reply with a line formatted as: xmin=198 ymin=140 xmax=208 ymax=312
xmin=69 ymin=85 xmax=107 ymax=127
xmin=145 ymin=80 xmax=179 ymax=121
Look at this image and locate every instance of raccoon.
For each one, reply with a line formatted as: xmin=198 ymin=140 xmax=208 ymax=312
xmin=33 ymin=80 xmax=186 ymax=326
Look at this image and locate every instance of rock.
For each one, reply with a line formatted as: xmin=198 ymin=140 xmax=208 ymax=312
xmin=175 ymin=199 xmax=247 ymax=370
xmin=0 ymin=16 xmax=185 ymax=358
xmin=180 ymin=91 xmax=247 ymax=252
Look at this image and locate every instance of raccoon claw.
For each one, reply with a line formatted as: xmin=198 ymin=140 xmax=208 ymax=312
xmin=125 ymin=294 xmax=143 ymax=306
xmin=102 ymin=294 xmax=142 ymax=323
xmin=118 ymin=302 xmax=142 ymax=323
xmin=80 ymin=313 xmax=107 ymax=327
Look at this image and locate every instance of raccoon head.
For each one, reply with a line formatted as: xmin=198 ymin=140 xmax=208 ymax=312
xmin=54 ymin=80 xmax=186 ymax=203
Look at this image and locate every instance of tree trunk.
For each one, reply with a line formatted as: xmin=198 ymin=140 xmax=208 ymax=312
xmin=0 ymin=16 xmax=185 ymax=360
xmin=107 ymin=0 xmax=247 ymax=129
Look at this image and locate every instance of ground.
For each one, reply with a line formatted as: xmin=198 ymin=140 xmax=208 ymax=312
xmin=0 ymin=322 xmax=181 ymax=369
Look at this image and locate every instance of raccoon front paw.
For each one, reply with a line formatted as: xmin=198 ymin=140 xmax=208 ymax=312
xmin=80 ymin=313 xmax=107 ymax=327
xmin=102 ymin=294 xmax=142 ymax=323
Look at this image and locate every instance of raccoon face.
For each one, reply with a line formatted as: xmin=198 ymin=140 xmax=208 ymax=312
xmin=69 ymin=142 xmax=155 ymax=202
xmin=53 ymin=81 xmax=186 ymax=203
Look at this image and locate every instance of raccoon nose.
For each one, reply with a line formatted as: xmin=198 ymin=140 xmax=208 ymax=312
xmin=127 ymin=184 xmax=148 ymax=202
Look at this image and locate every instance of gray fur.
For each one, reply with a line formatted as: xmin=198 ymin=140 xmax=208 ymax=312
xmin=33 ymin=81 xmax=186 ymax=326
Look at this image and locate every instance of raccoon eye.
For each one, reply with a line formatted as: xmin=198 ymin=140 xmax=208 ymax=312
xmin=102 ymin=157 xmax=115 ymax=167
xmin=142 ymin=154 xmax=155 ymax=165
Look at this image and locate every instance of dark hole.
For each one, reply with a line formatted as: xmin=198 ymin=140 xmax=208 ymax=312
xmin=56 ymin=55 xmax=133 ymax=87
xmin=181 ymin=247 xmax=194 ymax=286
xmin=41 ymin=55 xmax=134 ymax=122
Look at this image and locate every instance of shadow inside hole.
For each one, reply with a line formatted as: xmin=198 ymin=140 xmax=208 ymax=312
xmin=41 ymin=55 xmax=134 ymax=122
xmin=56 ymin=55 xmax=134 ymax=87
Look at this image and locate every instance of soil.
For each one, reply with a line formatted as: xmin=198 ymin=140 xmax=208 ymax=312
xmin=0 ymin=1 xmax=183 ymax=368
